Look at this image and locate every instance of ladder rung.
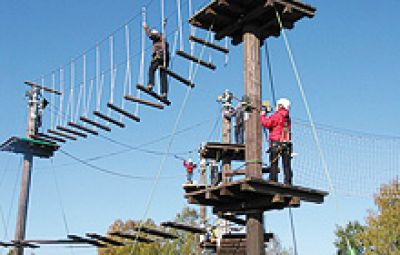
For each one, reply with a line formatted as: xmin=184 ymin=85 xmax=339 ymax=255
xmin=159 ymin=66 xmax=195 ymax=88
xmin=68 ymin=122 xmax=99 ymax=136
xmin=189 ymin=35 xmax=229 ymax=54
xmin=106 ymin=103 xmax=140 ymax=122
xmin=57 ymin=126 xmax=87 ymax=138
xmin=176 ymin=50 xmax=216 ymax=70
xmin=93 ymin=111 xmax=125 ymax=128
xmin=136 ymin=84 xmax=171 ymax=106
xmin=79 ymin=116 xmax=111 ymax=132
xmin=47 ymin=129 xmax=77 ymax=140
xmin=124 ymin=95 xmax=164 ymax=110
xmin=36 ymin=132 xmax=66 ymax=143
xmin=30 ymin=135 xmax=58 ymax=145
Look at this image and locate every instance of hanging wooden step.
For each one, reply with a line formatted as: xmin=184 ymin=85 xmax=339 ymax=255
xmin=25 ymin=81 xmax=62 ymax=95
xmin=67 ymin=235 xmax=107 ymax=248
xmin=124 ymin=95 xmax=164 ymax=110
xmin=48 ymin=129 xmax=77 ymax=141
xmin=131 ymin=226 xmax=178 ymax=240
xmin=36 ymin=132 xmax=66 ymax=143
xmin=189 ymin=35 xmax=229 ymax=54
xmin=110 ymin=232 xmax=154 ymax=243
xmin=57 ymin=126 xmax=87 ymax=138
xmin=107 ymin=103 xmax=140 ymax=122
xmin=159 ymin=66 xmax=195 ymax=88
xmin=85 ymin=233 xmax=124 ymax=246
xmin=93 ymin=111 xmax=125 ymax=128
xmin=68 ymin=122 xmax=99 ymax=136
xmin=30 ymin=135 xmax=58 ymax=145
xmin=136 ymin=84 xmax=171 ymax=106
xmin=80 ymin=116 xmax=111 ymax=132
xmin=160 ymin=221 xmax=207 ymax=234
xmin=176 ymin=50 xmax=216 ymax=70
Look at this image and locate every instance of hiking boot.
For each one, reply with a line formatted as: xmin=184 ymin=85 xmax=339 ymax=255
xmin=146 ymin=83 xmax=154 ymax=91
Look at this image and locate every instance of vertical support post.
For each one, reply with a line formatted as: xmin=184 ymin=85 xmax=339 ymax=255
xmin=199 ymin=156 xmax=207 ymax=226
xmin=14 ymin=88 xmax=38 ymax=255
xmin=243 ymin=26 xmax=265 ymax=255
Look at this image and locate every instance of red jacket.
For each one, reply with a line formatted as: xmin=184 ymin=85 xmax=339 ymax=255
xmin=183 ymin=160 xmax=197 ymax=173
xmin=260 ymin=108 xmax=291 ymax=142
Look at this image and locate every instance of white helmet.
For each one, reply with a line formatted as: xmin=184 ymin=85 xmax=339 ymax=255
xmin=188 ymin=158 xmax=193 ymax=163
xmin=151 ymin=29 xmax=159 ymax=35
xmin=276 ymin=98 xmax=291 ymax=110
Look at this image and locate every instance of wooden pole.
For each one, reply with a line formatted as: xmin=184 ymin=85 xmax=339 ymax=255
xmin=199 ymin=157 xmax=207 ymax=226
xmin=243 ymin=26 xmax=265 ymax=255
xmin=14 ymin=88 xmax=38 ymax=255
xmin=221 ymin=103 xmax=232 ymax=184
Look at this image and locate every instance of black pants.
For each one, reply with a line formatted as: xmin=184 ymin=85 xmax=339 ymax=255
xmin=234 ymin=124 xmax=244 ymax=144
xmin=269 ymin=142 xmax=292 ymax=184
xmin=148 ymin=55 xmax=169 ymax=94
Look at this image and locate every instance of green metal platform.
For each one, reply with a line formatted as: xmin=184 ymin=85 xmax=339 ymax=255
xmin=0 ymin=136 xmax=59 ymax=158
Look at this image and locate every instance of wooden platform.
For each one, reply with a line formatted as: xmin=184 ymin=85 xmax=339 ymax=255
xmin=0 ymin=136 xmax=59 ymax=158
xmin=199 ymin=142 xmax=245 ymax=161
xmin=189 ymin=0 xmax=316 ymax=44
xmin=185 ymin=177 xmax=328 ymax=214
xmin=183 ymin=183 xmax=209 ymax=193
xmin=217 ymin=233 xmax=273 ymax=255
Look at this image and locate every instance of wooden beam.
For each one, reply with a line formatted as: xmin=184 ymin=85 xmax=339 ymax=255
xmin=131 ymin=227 xmax=178 ymax=240
xmin=68 ymin=122 xmax=99 ymax=136
xmin=273 ymin=0 xmax=316 ymax=18
xmin=217 ymin=0 xmax=244 ymax=14
xmin=47 ymin=129 xmax=77 ymax=141
xmin=136 ymin=84 xmax=171 ymax=106
xmin=124 ymin=95 xmax=164 ymax=110
xmin=107 ymin=103 xmax=140 ymax=122
xmin=159 ymin=66 xmax=195 ymax=88
xmin=160 ymin=221 xmax=207 ymax=234
xmin=93 ymin=111 xmax=125 ymax=128
xmin=36 ymin=132 xmax=66 ymax=143
xmin=56 ymin=126 xmax=87 ymax=138
xmin=189 ymin=35 xmax=229 ymax=54
xmin=109 ymin=232 xmax=154 ymax=243
xmin=24 ymin=81 xmax=62 ymax=95
xmin=176 ymin=50 xmax=216 ymax=70
xmin=67 ymin=235 xmax=107 ymax=248
xmin=217 ymin=212 xmax=246 ymax=225
xmin=79 ymin=116 xmax=111 ymax=132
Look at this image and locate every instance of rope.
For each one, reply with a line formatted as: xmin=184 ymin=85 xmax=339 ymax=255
xmin=82 ymin=54 xmax=87 ymax=119
xmin=274 ymin=9 xmax=335 ymax=196
xmin=120 ymin=24 xmax=132 ymax=121
xmin=84 ymin=79 xmax=94 ymax=117
xmin=108 ymin=35 xmax=115 ymax=117
xmin=51 ymin=72 xmax=56 ymax=129
xmin=95 ymin=45 xmax=101 ymax=111
xmin=135 ymin=7 xmax=147 ymax=116
xmin=176 ymin=0 xmax=184 ymax=51
xmin=288 ymin=207 xmax=298 ymax=255
xmin=59 ymin=67 xmax=64 ymax=126
xmin=265 ymin=41 xmax=276 ymax=105
xmin=74 ymin=82 xmax=83 ymax=122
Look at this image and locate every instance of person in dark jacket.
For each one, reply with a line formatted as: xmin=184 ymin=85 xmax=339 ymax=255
xmin=260 ymin=98 xmax=292 ymax=184
xmin=143 ymin=22 xmax=170 ymax=99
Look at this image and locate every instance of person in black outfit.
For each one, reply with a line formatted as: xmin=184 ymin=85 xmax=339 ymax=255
xmin=143 ymin=22 xmax=170 ymax=99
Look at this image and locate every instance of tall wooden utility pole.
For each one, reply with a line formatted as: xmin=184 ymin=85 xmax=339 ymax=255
xmin=221 ymin=100 xmax=232 ymax=184
xmin=199 ymin=156 xmax=207 ymax=226
xmin=14 ymin=87 xmax=39 ymax=255
xmin=243 ymin=26 xmax=264 ymax=255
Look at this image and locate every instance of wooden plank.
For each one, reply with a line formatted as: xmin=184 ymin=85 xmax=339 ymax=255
xmin=85 ymin=233 xmax=124 ymax=246
xmin=160 ymin=221 xmax=207 ymax=234
xmin=217 ymin=212 xmax=246 ymax=225
xmin=24 ymin=81 xmax=62 ymax=95
xmin=124 ymin=95 xmax=164 ymax=110
xmin=57 ymin=126 xmax=87 ymax=138
xmin=36 ymin=132 xmax=66 ymax=143
xmin=189 ymin=35 xmax=229 ymax=54
xmin=68 ymin=122 xmax=99 ymax=136
xmin=30 ymin=135 xmax=58 ymax=145
xmin=176 ymin=50 xmax=216 ymax=70
xmin=109 ymin=232 xmax=154 ymax=243
xmin=67 ymin=235 xmax=107 ymax=248
xmin=79 ymin=116 xmax=111 ymax=132
xmin=11 ymin=241 xmax=40 ymax=248
xmin=106 ymin=103 xmax=140 ymax=122
xmin=159 ymin=66 xmax=195 ymax=88
xmin=131 ymin=227 xmax=178 ymax=240
xmin=93 ymin=111 xmax=125 ymax=128
xmin=48 ymin=129 xmax=77 ymax=140
xmin=0 ymin=241 xmax=13 ymax=247
xmin=136 ymin=84 xmax=171 ymax=106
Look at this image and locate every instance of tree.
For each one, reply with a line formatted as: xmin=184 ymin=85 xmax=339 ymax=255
xmin=265 ymin=236 xmax=292 ymax=255
xmin=98 ymin=207 xmax=200 ymax=255
xmin=357 ymin=179 xmax=400 ymax=255
xmin=334 ymin=221 xmax=365 ymax=255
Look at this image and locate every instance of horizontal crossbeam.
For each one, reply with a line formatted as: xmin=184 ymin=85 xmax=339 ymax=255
xmin=25 ymin=81 xmax=62 ymax=95
xmin=85 ymin=233 xmax=124 ymax=246
xmin=68 ymin=122 xmax=99 ymax=136
xmin=131 ymin=227 xmax=178 ymax=240
xmin=109 ymin=232 xmax=154 ymax=243
xmin=124 ymin=95 xmax=164 ymax=110
xmin=189 ymin=35 xmax=229 ymax=54
xmin=57 ymin=126 xmax=87 ymax=138
xmin=48 ymin=129 xmax=77 ymax=140
xmin=159 ymin=66 xmax=195 ymax=88
xmin=67 ymin=235 xmax=107 ymax=248
xmin=136 ymin=84 xmax=171 ymax=106
xmin=93 ymin=111 xmax=125 ymax=128
xmin=107 ymin=103 xmax=140 ymax=122
xmin=176 ymin=50 xmax=216 ymax=70
xmin=80 ymin=116 xmax=111 ymax=132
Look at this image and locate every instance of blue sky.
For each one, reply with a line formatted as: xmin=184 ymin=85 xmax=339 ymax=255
xmin=0 ymin=1 xmax=399 ymax=254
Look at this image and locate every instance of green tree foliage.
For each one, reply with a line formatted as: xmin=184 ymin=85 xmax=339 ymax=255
xmin=98 ymin=207 xmax=200 ymax=255
xmin=357 ymin=179 xmax=400 ymax=255
xmin=334 ymin=221 xmax=365 ymax=255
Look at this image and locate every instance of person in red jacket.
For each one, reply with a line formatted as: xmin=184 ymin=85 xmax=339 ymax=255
xmin=183 ymin=158 xmax=197 ymax=184
xmin=260 ymin=98 xmax=293 ymax=185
